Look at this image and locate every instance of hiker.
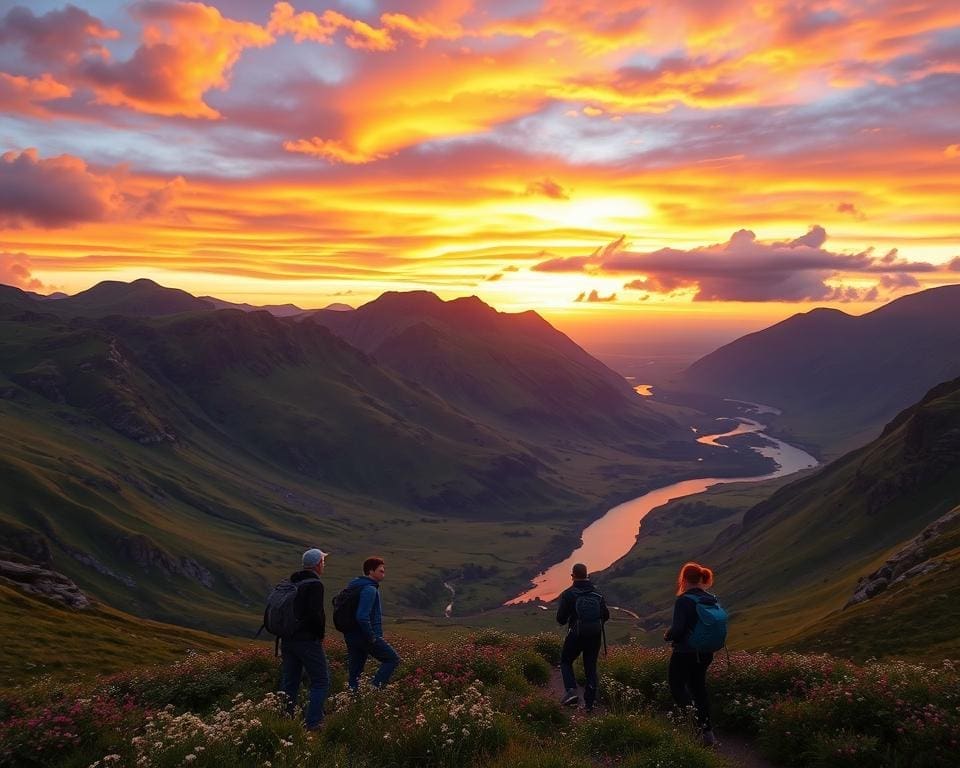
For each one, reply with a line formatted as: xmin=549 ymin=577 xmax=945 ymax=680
xmin=276 ymin=547 xmax=330 ymax=731
xmin=663 ymin=561 xmax=727 ymax=747
xmin=556 ymin=562 xmax=609 ymax=711
xmin=337 ymin=556 xmax=401 ymax=691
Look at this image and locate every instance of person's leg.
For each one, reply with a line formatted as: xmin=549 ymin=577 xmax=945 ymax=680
xmin=346 ymin=640 xmax=368 ymax=692
xmin=279 ymin=642 xmax=303 ymax=716
xmin=582 ymin=635 xmax=602 ymax=710
xmin=559 ymin=632 xmax=581 ymax=704
xmin=688 ymin=654 xmax=713 ymax=733
xmin=300 ymin=642 xmax=330 ymax=729
xmin=667 ymin=652 xmax=693 ymax=712
xmin=369 ymin=638 xmax=401 ymax=688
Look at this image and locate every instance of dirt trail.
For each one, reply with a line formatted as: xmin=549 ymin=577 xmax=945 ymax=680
xmin=546 ymin=668 xmax=782 ymax=767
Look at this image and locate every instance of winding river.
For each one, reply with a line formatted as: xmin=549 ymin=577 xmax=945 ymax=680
xmin=505 ymin=405 xmax=818 ymax=604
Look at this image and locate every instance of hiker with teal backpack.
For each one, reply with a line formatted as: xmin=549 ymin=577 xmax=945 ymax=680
xmin=663 ymin=561 xmax=728 ymax=747
xmin=556 ymin=562 xmax=610 ymax=712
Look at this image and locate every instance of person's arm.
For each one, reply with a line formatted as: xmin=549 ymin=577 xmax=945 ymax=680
xmin=601 ymin=595 xmax=611 ymax=623
xmin=309 ymin=581 xmax=326 ymax=638
xmin=355 ymin=585 xmax=377 ymax=642
xmin=556 ymin=591 xmax=571 ymax=625
xmin=664 ymin=597 xmax=691 ymax=642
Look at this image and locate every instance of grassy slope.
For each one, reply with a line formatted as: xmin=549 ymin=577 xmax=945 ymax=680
xmin=0 ymin=584 xmax=238 ymax=685
xmin=786 ymin=505 xmax=960 ymax=661
xmin=708 ymin=378 xmax=960 ymax=656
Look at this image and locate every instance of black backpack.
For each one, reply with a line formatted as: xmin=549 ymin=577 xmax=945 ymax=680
xmin=257 ymin=578 xmax=306 ymax=654
xmin=573 ymin=588 xmax=604 ymax=638
xmin=332 ymin=584 xmax=367 ymax=632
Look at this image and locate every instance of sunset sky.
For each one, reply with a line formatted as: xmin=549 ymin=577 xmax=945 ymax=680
xmin=1 ymin=0 xmax=958 ymax=347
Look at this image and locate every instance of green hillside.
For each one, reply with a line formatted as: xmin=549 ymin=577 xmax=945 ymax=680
xmin=0 ymin=583 xmax=237 ymax=685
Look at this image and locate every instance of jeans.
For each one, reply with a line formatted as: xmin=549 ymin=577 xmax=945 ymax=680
xmin=280 ymin=638 xmax=330 ymax=729
xmin=346 ymin=636 xmax=401 ymax=691
xmin=668 ymin=651 xmax=713 ymax=731
xmin=559 ymin=630 xmax=602 ymax=708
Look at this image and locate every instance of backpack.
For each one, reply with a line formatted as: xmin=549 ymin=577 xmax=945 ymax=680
xmin=684 ymin=593 xmax=728 ymax=653
xmin=573 ymin=588 xmax=604 ymax=638
xmin=260 ymin=579 xmax=305 ymax=647
xmin=332 ymin=584 xmax=366 ymax=633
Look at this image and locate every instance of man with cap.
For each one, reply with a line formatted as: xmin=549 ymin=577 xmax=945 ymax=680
xmin=280 ymin=547 xmax=330 ymax=730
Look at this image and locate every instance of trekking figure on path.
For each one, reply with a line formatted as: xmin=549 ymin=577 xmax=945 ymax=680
xmin=334 ymin=556 xmax=401 ymax=691
xmin=264 ymin=547 xmax=330 ymax=731
xmin=663 ymin=561 xmax=728 ymax=747
xmin=556 ymin=562 xmax=609 ymax=711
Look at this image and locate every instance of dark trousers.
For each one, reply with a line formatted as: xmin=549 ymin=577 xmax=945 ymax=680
xmin=346 ymin=637 xmax=401 ymax=691
xmin=668 ymin=651 xmax=713 ymax=731
xmin=280 ymin=638 xmax=329 ymax=729
xmin=559 ymin=631 xmax=602 ymax=708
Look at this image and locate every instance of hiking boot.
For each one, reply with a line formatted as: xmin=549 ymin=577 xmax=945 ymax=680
xmin=560 ymin=689 xmax=579 ymax=706
xmin=701 ymin=730 xmax=717 ymax=747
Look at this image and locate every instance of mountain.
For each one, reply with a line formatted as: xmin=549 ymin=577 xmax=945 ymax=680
xmin=0 ymin=284 xmax=39 ymax=310
xmin=681 ymin=284 xmax=960 ymax=455
xmin=704 ymin=375 xmax=960 ymax=657
xmin=309 ymin=291 xmax=677 ymax=444
xmin=50 ymin=278 xmax=215 ymax=316
xmin=200 ymin=296 xmax=307 ymax=316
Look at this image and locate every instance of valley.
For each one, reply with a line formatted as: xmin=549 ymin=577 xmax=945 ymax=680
xmin=2 ymin=279 xmax=959 ymax=669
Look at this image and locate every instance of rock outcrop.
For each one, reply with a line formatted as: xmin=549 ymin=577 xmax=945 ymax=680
xmin=846 ymin=505 xmax=960 ymax=607
xmin=0 ymin=559 xmax=90 ymax=608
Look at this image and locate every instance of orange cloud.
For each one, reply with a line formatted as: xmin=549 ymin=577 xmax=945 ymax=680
xmin=283 ymin=137 xmax=388 ymax=164
xmin=0 ymin=251 xmax=47 ymax=291
xmin=0 ymin=148 xmax=185 ymax=228
xmin=0 ymin=72 xmax=71 ymax=116
xmin=80 ymin=1 xmax=273 ymax=118
xmin=0 ymin=4 xmax=118 ymax=65
xmin=268 ymin=2 xmax=394 ymax=51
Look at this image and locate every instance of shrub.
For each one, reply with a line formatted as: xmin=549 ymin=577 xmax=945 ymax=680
xmin=514 ymin=650 xmax=552 ymax=686
xmin=516 ymin=694 xmax=569 ymax=736
xmin=572 ymin=713 xmax=666 ymax=757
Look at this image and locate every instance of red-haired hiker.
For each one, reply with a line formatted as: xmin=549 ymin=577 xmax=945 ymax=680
xmin=663 ymin=562 xmax=721 ymax=746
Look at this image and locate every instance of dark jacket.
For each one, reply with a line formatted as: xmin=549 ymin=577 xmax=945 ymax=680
xmin=664 ymin=588 xmax=715 ymax=653
xmin=556 ymin=579 xmax=610 ymax=630
xmin=290 ymin=570 xmax=325 ymax=641
xmin=344 ymin=575 xmax=382 ymax=642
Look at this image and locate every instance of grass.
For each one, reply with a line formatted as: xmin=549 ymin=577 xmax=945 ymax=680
xmin=0 ymin=585 xmax=238 ymax=685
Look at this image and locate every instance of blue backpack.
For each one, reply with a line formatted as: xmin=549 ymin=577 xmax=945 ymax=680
xmin=684 ymin=593 xmax=728 ymax=653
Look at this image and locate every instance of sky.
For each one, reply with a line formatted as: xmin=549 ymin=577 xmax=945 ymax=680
xmin=0 ymin=0 xmax=958 ymax=350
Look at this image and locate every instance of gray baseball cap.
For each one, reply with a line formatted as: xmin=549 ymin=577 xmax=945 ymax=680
xmin=302 ymin=548 xmax=328 ymax=567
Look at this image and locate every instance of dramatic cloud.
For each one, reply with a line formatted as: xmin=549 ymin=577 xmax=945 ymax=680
xmin=79 ymin=2 xmax=273 ymax=118
xmin=268 ymin=2 xmax=394 ymax=51
xmin=0 ymin=72 xmax=71 ymax=116
xmin=0 ymin=148 xmax=119 ymax=227
xmin=575 ymin=289 xmax=617 ymax=303
xmin=0 ymin=251 xmax=46 ymax=291
xmin=0 ymin=4 xmax=117 ymax=65
xmin=0 ymin=148 xmax=184 ymax=228
xmin=949 ymin=256 xmax=960 ymax=272
xmin=526 ymin=178 xmax=569 ymax=200
xmin=537 ymin=227 xmax=936 ymax=302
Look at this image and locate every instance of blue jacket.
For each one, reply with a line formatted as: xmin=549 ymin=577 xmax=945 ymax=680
xmin=345 ymin=576 xmax=382 ymax=641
